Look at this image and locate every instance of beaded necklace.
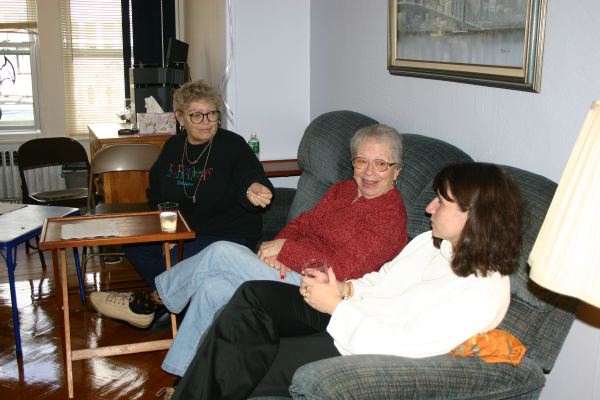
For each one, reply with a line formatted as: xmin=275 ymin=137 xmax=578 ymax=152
xmin=181 ymin=138 xmax=213 ymax=204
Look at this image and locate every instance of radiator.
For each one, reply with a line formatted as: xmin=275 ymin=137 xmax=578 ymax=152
xmin=0 ymin=145 xmax=66 ymax=202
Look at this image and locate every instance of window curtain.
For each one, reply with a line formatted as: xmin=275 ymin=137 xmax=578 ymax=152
xmin=60 ymin=0 xmax=125 ymax=136
xmin=123 ymin=0 xmax=176 ymax=107
xmin=130 ymin=0 xmax=176 ymax=67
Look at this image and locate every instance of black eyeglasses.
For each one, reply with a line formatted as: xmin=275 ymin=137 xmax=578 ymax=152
xmin=351 ymin=157 xmax=397 ymax=172
xmin=188 ymin=110 xmax=221 ymax=124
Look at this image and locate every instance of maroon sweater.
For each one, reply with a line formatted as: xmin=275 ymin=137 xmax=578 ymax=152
xmin=276 ymin=179 xmax=408 ymax=280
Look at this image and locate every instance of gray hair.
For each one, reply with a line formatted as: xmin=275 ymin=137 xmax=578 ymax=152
xmin=350 ymin=124 xmax=404 ymax=169
xmin=173 ymin=80 xmax=223 ymax=113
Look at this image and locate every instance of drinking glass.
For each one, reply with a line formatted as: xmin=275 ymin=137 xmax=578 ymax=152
xmin=301 ymin=259 xmax=329 ymax=283
xmin=158 ymin=202 xmax=178 ymax=233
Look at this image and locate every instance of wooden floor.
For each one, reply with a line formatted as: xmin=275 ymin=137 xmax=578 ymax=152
xmin=0 ymin=244 xmax=176 ymax=399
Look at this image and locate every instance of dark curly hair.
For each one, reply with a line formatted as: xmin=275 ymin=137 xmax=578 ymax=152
xmin=432 ymin=162 xmax=523 ymax=277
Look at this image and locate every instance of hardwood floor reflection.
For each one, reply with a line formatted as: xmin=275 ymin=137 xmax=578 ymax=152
xmin=0 ymin=245 xmax=176 ymax=399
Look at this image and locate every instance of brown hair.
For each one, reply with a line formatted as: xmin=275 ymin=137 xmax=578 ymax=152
xmin=432 ymin=162 xmax=523 ymax=277
xmin=172 ymin=80 xmax=222 ymax=113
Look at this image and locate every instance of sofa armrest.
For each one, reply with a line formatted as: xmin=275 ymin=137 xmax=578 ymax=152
xmin=262 ymin=187 xmax=296 ymax=241
xmin=289 ymin=354 xmax=545 ymax=399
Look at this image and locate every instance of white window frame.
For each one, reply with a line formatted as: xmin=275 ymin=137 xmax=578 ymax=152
xmin=0 ymin=1 xmax=41 ymax=136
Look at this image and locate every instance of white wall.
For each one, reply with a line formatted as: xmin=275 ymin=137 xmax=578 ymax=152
xmin=309 ymin=1 xmax=600 ymax=399
xmin=311 ymin=0 xmax=600 ymax=182
xmin=185 ymin=0 xmax=309 ymax=187
xmin=225 ymin=0 xmax=310 ymax=161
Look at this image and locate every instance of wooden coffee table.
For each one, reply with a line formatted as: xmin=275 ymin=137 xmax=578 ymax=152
xmin=39 ymin=210 xmax=195 ymax=398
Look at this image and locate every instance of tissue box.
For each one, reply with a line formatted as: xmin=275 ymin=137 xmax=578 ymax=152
xmin=137 ymin=112 xmax=176 ymax=134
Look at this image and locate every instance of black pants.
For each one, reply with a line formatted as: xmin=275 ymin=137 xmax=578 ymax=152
xmin=172 ymin=281 xmax=341 ymax=400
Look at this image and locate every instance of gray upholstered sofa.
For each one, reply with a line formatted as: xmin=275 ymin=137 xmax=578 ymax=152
xmin=259 ymin=110 xmax=579 ymax=399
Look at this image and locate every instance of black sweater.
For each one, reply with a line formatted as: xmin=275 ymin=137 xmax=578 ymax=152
xmin=148 ymin=128 xmax=274 ymax=242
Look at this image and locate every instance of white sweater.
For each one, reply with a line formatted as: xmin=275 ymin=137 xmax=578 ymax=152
xmin=327 ymin=231 xmax=510 ymax=358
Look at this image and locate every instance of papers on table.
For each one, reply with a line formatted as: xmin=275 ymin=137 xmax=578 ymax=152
xmin=60 ymin=219 xmax=120 ymax=240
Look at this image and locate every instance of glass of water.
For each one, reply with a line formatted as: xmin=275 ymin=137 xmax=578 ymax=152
xmin=158 ymin=202 xmax=178 ymax=232
xmin=301 ymin=259 xmax=329 ymax=283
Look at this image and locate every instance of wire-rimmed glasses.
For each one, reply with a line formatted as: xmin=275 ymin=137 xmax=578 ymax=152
xmin=351 ymin=157 xmax=397 ymax=172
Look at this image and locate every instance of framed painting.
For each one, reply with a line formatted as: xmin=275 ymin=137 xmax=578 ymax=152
xmin=388 ymin=0 xmax=547 ymax=92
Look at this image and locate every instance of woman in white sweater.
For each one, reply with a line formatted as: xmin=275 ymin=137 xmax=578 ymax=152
xmin=167 ymin=162 xmax=523 ymax=400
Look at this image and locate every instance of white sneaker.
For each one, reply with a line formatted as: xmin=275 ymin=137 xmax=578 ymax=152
xmin=90 ymin=291 xmax=155 ymax=328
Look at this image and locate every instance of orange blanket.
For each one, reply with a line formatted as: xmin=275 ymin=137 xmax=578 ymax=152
xmin=450 ymin=329 xmax=526 ymax=366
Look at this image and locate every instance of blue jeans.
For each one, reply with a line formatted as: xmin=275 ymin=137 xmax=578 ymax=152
xmin=124 ymin=235 xmax=256 ymax=290
xmin=155 ymin=241 xmax=303 ymax=376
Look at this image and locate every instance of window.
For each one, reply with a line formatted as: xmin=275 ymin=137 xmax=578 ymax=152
xmin=0 ymin=0 xmax=39 ymax=134
xmin=60 ymin=0 xmax=125 ymax=136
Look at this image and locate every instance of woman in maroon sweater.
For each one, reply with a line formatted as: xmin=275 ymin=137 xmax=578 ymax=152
xmin=266 ymin=178 xmax=406 ymax=280
xmin=258 ymin=124 xmax=408 ymax=279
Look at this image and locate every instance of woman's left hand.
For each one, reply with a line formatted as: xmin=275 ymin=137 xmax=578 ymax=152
xmin=300 ymin=268 xmax=343 ymax=314
xmin=246 ymin=182 xmax=273 ymax=208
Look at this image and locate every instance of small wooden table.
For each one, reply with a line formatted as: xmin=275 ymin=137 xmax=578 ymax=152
xmin=39 ymin=211 xmax=195 ymax=398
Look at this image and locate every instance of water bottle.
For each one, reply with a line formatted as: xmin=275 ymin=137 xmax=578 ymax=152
xmin=248 ymin=133 xmax=260 ymax=159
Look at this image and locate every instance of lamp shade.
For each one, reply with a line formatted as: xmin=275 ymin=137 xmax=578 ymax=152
xmin=529 ymin=100 xmax=600 ymax=307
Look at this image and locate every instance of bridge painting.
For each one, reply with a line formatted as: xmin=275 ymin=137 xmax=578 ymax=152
xmin=394 ymin=0 xmax=528 ymax=66
xmin=388 ymin=0 xmax=546 ymax=92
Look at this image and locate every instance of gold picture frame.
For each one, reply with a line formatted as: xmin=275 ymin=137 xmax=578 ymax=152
xmin=388 ymin=0 xmax=547 ymax=92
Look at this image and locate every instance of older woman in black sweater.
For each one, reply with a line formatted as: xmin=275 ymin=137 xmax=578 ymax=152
xmin=89 ymin=80 xmax=273 ymax=329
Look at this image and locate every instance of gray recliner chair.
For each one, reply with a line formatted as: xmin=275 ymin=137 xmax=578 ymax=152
xmin=259 ymin=110 xmax=578 ymax=399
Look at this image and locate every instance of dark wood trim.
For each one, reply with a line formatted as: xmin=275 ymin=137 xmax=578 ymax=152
xmin=261 ymin=159 xmax=303 ymax=178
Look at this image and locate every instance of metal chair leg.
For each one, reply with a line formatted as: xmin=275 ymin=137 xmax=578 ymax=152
xmin=72 ymin=248 xmax=86 ymax=304
xmin=34 ymin=236 xmax=47 ymax=269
